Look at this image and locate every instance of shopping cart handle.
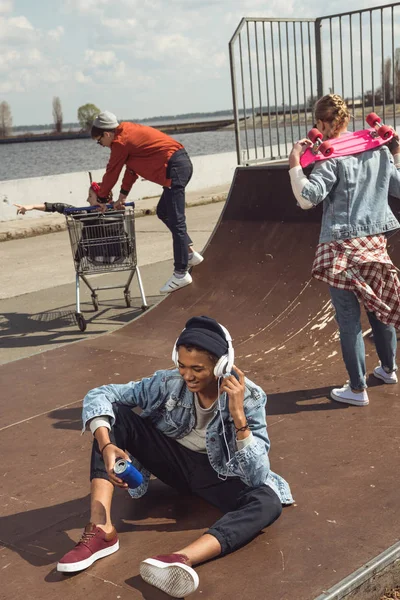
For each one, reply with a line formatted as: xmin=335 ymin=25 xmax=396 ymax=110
xmin=64 ymin=202 xmax=135 ymax=214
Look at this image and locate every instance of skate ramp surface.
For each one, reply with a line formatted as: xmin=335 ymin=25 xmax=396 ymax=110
xmin=1 ymin=164 xmax=400 ymax=600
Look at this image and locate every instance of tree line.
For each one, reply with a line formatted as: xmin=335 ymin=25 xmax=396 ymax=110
xmin=365 ymin=48 xmax=400 ymax=105
xmin=0 ymin=99 xmax=101 ymax=138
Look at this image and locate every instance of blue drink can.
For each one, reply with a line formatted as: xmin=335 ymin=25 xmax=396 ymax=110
xmin=114 ymin=459 xmax=143 ymax=489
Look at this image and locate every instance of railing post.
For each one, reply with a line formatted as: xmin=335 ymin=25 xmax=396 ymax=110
xmin=315 ymin=18 xmax=323 ymax=98
xmin=229 ymin=20 xmax=245 ymax=166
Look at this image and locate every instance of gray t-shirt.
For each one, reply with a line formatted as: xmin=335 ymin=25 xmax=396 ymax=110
xmin=177 ymin=394 xmax=253 ymax=454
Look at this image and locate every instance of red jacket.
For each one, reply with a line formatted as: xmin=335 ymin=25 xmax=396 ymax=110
xmin=98 ymin=122 xmax=184 ymax=199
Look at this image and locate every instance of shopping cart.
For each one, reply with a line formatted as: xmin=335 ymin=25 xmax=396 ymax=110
xmin=64 ymin=202 xmax=148 ymax=332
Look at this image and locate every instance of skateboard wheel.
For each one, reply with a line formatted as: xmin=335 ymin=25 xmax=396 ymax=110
xmin=320 ymin=140 xmax=333 ymax=156
xmin=308 ymin=128 xmax=322 ymax=143
xmin=366 ymin=112 xmax=381 ymax=127
xmin=378 ymin=124 xmax=392 ymax=140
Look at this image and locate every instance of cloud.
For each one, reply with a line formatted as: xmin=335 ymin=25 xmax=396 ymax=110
xmin=0 ymin=14 xmax=38 ymax=43
xmin=75 ymin=70 xmax=92 ymax=83
xmin=2 ymin=0 xmax=400 ymax=125
xmin=0 ymin=0 xmax=12 ymax=14
xmin=48 ymin=25 xmax=64 ymax=41
xmin=84 ymin=49 xmax=116 ymax=67
xmin=64 ymin=0 xmax=112 ymax=15
xmin=100 ymin=17 xmax=136 ymax=32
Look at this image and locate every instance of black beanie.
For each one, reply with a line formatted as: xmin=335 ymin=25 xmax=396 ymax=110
xmin=176 ymin=316 xmax=228 ymax=358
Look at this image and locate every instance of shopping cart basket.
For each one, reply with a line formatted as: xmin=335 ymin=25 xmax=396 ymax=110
xmin=64 ymin=202 xmax=148 ymax=332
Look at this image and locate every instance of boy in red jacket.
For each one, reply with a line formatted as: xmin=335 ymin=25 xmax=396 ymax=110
xmin=91 ymin=111 xmax=203 ymax=293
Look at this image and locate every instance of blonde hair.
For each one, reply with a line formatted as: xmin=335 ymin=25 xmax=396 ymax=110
xmin=314 ymin=94 xmax=351 ymax=136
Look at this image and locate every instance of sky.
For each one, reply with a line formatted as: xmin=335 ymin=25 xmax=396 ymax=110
xmin=0 ymin=0 xmax=395 ymax=126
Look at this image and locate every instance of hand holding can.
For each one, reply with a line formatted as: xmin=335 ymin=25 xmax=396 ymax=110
xmin=114 ymin=459 xmax=143 ymax=489
xmin=101 ymin=443 xmax=131 ymax=488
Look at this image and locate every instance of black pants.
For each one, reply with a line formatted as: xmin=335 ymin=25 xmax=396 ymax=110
xmin=156 ymin=148 xmax=193 ymax=272
xmin=90 ymin=405 xmax=282 ymax=556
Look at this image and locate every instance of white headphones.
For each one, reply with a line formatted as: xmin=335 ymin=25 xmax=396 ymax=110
xmin=172 ymin=322 xmax=234 ymax=378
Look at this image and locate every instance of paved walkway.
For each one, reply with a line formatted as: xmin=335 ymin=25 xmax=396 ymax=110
xmin=0 ymin=201 xmax=225 ymax=364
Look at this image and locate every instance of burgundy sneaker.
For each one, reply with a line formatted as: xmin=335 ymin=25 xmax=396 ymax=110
xmin=140 ymin=553 xmax=199 ymax=598
xmin=57 ymin=523 xmax=119 ymax=573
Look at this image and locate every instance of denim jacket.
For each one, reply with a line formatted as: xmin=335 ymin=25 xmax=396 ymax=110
xmin=301 ymin=145 xmax=400 ymax=243
xmin=82 ymin=369 xmax=294 ymax=505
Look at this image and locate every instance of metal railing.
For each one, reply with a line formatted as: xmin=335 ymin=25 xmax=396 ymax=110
xmin=229 ymin=3 xmax=400 ymax=165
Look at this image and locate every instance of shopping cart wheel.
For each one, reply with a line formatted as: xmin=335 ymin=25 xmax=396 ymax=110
xmin=91 ymin=293 xmax=99 ymax=311
xmin=124 ymin=291 xmax=131 ymax=307
xmin=75 ymin=313 xmax=87 ymax=332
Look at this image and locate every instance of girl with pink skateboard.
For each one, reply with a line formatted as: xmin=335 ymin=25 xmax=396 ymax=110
xmin=289 ymin=93 xmax=400 ymax=406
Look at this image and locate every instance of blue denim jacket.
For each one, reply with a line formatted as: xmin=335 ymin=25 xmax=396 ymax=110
xmin=301 ymin=145 xmax=400 ymax=243
xmin=82 ymin=369 xmax=294 ymax=505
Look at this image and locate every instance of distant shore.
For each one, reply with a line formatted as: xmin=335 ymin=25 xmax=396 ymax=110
xmin=225 ymin=104 xmax=400 ymax=130
xmin=0 ymin=118 xmax=235 ymax=144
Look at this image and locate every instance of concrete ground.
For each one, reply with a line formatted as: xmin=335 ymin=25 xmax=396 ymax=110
xmin=0 ymin=200 xmax=225 ymax=365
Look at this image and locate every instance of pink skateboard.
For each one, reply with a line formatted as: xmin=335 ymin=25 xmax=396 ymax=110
xmin=300 ymin=113 xmax=396 ymax=168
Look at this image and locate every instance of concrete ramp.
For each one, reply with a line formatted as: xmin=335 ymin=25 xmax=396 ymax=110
xmin=1 ymin=164 xmax=400 ymax=600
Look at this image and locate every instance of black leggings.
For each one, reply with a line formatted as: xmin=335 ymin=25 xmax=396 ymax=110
xmin=90 ymin=405 xmax=282 ymax=555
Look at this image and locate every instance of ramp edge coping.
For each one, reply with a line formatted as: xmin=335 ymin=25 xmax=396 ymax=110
xmin=313 ymin=540 xmax=400 ymax=600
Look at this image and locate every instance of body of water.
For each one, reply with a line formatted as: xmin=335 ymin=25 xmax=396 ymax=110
xmin=0 ymin=117 xmax=387 ymax=181
xmin=0 ymin=129 xmax=239 ymax=181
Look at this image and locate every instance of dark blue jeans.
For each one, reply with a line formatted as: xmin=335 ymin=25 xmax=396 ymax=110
xmin=329 ymin=286 xmax=397 ymax=390
xmin=156 ymin=148 xmax=193 ymax=272
xmin=90 ymin=405 xmax=282 ymax=556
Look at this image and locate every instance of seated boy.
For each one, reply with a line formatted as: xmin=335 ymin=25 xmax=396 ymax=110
xmin=57 ymin=316 xmax=293 ymax=598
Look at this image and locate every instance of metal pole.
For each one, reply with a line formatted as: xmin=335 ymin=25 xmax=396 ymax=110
xmin=246 ymin=20 xmax=258 ymax=159
xmin=287 ymin=21 xmax=294 ymax=144
xmin=254 ymin=21 xmax=266 ymax=157
xmin=315 ymin=18 xmax=323 ymax=98
xmin=229 ymin=34 xmax=243 ymax=165
xmin=271 ymin=21 xmax=280 ymax=155
xmin=263 ymin=22 xmax=273 ymax=157
xmin=392 ymin=5 xmax=396 ymax=128
xmin=360 ymin=12 xmax=365 ymax=123
xmin=278 ymin=21 xmax=287 ymax=154
xmin=239 ymin=32 xmax=249 ymax=162
xmin=300 ymin=22 xmax=308 ymax=135
xmin=381 ymin=8 xmax=386 ymax=121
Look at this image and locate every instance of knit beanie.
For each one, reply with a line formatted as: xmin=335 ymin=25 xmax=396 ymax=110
xmin=176 ymin=316 xmax=228 ymax=358
xmin=93 ymin=111 xmax=119 ymax=130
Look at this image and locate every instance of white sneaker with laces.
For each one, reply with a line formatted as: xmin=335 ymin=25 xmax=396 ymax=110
xmin=188 ymin=250 xmax=204 ymax=267
xmin=330 ymin=383 xmax=369 ymax=406
xmin=373 ymin=365 xmax=398 ymax=384
xmin=160 ymin=272 xmax=192 ymax=294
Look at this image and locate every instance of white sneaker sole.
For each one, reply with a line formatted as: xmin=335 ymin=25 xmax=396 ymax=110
xmin=373 ymin=370 xmax=398 ymax=384
xmin=57 ymin=539 xmax=119 ymax=573
xmin=140 ymin=558 xmax=199 ymax=598
xmin=330 ymin=390 xmax=369 ymax=406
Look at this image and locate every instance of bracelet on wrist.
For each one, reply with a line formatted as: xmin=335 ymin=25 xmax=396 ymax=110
xmin=100 ymin=441 xmax=113 ymax=454
xmin=235 ymin=423 xmax=250 ymax=433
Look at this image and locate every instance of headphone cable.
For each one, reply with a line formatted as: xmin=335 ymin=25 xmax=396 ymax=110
xmin=217 ymin=376 xmax=231 ymax=481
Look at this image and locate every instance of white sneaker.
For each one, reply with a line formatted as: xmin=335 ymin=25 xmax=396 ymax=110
xmin=330 ymin=383 xmax=369 ymax=406
xmin=373 ymin=365 xmax=398 ymax=384
xmin=188 ymin=250 xmax=204 ymax=267
xmin=160 ymin=272 xmax=192 ymax=294
xmin=140 ymin=553 xmax=199 ymax=598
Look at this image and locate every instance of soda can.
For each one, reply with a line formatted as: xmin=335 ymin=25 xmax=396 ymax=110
xmin=114 ymin=459 xmax=143 ymax=489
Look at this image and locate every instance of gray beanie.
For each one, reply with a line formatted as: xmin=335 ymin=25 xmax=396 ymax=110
xmin=93 ymin=111 xmax=119 ymax=129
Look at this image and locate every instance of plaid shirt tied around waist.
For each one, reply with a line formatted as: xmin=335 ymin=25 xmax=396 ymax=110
xmin=312 ymin=235 xmax=400 ymax=329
